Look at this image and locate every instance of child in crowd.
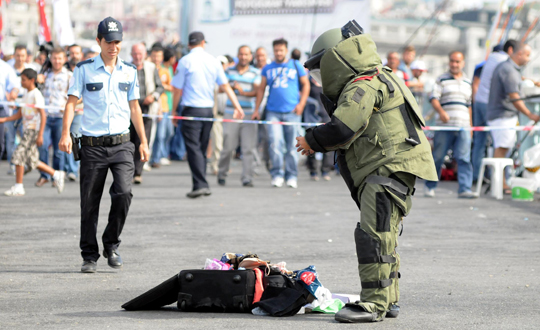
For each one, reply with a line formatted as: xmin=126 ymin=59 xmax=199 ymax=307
xmin=0 ymin=68 xmax=65 ymax=196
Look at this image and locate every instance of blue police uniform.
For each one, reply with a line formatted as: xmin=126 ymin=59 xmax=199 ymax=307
xmin=172 ymin=45 xmax=228 ymax=195
xmin=68 ymin=54 xmax=140 ymax=264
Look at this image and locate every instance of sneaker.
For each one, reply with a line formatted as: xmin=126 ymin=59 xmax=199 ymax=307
xmin=271 ymin=177 xmax=284 ymax=188
xmin=55 ymin=171 xmax=65 ymax=194
xmin=143 ymin=163 xmax=152 ymax=172
xmin=424 ymin=188 xmax=435 ymax=198
xmin=67 ymin=173 xmax=77 ymax=182
xmin=310 ymin=173 xmax=319 ymax=181
xmin=286 ymin=178 xmax=298 ymax=189
xmin=243 ymin=181 xmax=254 ymax=187
xmin=4 ymin=185 xmax=25 ymax=196
xmin=218 ymin=178 xmax=226 ymax=186
xmin=322 ymin=174 xmax=332 ymax=181
xmin=133 ymin=176 xmax=143 ymax=184
xmin=151 ymin=163 xmax=161 ymax=169
xmin=458 ymin=191 xmax=478 ymax=199
xmin=160 ymin=158 xmax=171 ymax=166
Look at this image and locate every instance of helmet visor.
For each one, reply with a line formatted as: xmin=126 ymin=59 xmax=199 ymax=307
xmin=304 ymin=49 xmax=325 ymax=70
xmin=309 ymin=69 xmax=322 ymax=87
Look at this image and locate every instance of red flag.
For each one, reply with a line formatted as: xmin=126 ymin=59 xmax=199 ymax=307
xmin=37 ymin=0 xmax=51 ymax=43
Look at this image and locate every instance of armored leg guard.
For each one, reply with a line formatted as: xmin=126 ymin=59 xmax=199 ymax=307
xmin=352 ymin=172 xmax=414 ymax=318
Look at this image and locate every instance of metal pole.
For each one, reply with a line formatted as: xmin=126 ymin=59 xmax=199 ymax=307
xmin=180 ymin=0 xmax=190 ymax=48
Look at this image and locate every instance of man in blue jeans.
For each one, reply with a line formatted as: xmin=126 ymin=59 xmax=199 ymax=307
xmin=424 ymin=51 xmax=476 ymax=199
xmin=0 ymin=55 xmax=20 ymax=163
xmin=36 ymin=48 xmax=71 ymax=187
xmin=253 ymin=38 xmax=310 ymax=188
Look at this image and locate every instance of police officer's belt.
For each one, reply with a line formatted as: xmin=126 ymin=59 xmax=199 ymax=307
xmin=81 ymin=134 xmax=130 ymax=147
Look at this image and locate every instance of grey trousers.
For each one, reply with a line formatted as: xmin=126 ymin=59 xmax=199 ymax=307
xmin=218 ymin=112 xmax=258 ymax=183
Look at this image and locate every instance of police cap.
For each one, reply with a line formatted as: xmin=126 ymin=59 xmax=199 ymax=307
xmin=97 ymin=17 xmax=123 ymax=42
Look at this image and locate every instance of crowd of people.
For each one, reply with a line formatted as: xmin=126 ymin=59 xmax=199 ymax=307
xmin=383 ymin=41 xmax=540 ymax=198
xmin=0 ymin=31 xmax=334 ymax=198
xmin=1 ymin=33 xmax=538 ymax=199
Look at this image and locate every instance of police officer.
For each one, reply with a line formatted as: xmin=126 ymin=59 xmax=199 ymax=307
xmin=59 ymin=17 xmax=149 ymax=273
xmin=297 ymin=21 xmax=437 ymax=322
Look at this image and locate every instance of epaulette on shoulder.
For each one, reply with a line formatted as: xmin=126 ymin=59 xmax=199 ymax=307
xmin=76 ymin=58 xmax=94 ymax=68
xmin=122 ymin=60 xmax=137 ymax=69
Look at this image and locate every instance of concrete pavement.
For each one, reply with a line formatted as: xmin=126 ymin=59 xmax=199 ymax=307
xmin=0 ymin=159 xmax=539 ymax=329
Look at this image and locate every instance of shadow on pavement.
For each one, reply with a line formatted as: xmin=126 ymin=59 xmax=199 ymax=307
xmin=57 ymin=308 xmax=337 ymax=323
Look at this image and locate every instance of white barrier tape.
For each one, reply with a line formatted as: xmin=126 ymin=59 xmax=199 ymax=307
xmin=0 ymin=101 xmax=64 ymax=111
xmin=2 ymin=101 xmax=539 ymax=131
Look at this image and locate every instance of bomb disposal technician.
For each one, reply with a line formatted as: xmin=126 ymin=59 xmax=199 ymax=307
xmin=296 ymin=21 xmax=437 ymax=323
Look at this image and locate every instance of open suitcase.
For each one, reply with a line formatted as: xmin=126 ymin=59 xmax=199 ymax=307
xmin=177 ymin=269 xmax=255 ymax=313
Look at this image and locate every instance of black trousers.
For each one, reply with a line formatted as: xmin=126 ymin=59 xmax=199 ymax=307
xmin=306 ymin=151 xmax=334 ymax=175
xmin=181 ymin=106 xmax=213 ymax=190
xmin=130 ymin=117 xmax=153 ymax=177
xmin=0 ymin=106 xmax=7 ymax=159
xmin=79 ymin=142 xmax=135 ymax=261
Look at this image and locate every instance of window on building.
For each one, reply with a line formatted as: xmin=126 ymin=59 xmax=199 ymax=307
xmin=478 ymin=38 xmax=484 ymax=48
xmin=387 ymin=26 xmax=399 ymax=34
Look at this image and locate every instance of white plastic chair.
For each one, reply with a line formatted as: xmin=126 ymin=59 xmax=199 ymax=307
xmin=474 ymin=158 xmax=514 ymax=200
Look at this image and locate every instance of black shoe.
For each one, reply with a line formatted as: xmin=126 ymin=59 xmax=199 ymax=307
xmin=187 ymin=188 xmax=211 ymax=198
xmin=386 ymin=304 xmax=399 ymax=318
xmin=335 ymin=305 xmax=380 ymax=323
xmin=81 ymin=260 xmax=97 ymax=273
xmin=242 ymin=181 xmax=253 ymax=187
xmin=103 ymin=249 xmax=123 ymax=269
xmin=218 ymin=178 xmax=226 ymax=186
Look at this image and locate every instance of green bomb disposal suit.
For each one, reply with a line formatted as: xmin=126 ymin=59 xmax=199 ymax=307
xmin=304 ymin=30 xmax=437 ymax=321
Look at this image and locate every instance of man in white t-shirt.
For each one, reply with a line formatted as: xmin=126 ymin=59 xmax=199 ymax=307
xmin=0 ymin=68 xmax=65 ymax=196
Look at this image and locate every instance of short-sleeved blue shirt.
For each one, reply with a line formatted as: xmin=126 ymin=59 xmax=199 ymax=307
xmin=261 ymin=59 xmax=306 ymax=113
xmin=171 ymin=47 xmax=228 ymax=108
xmin=0 ymin=59 xmax=20 ymax=103
xmin=68 ymin=55 xmax=139 ymax=137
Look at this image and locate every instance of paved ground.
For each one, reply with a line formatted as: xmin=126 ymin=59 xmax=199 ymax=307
xmin=0 ymin=158 xmax=539 ymax=329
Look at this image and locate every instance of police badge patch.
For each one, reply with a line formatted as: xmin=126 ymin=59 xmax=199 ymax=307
xmin=108 ymin=21 xmax=119 ymax=32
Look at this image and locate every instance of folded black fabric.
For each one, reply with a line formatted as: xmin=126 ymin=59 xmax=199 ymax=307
xmin=255 ymin=274 xmax=310 ymax=317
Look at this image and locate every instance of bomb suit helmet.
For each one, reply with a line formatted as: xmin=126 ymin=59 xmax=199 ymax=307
xmin=304 ymin=20 xmax=364 ymax=86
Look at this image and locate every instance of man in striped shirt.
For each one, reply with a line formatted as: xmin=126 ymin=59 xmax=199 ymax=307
xmin=425 ymin=51 xmax=476 ymax=199
xmin=217 ymin=45 xmax=261 ymax=187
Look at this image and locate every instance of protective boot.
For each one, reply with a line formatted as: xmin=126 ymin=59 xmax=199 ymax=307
xmin=335 ymin=303 xmax=382 ymax=323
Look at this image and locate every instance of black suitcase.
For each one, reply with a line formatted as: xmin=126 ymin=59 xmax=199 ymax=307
xmin=177 ymin=269 xmax=255 ymax=313
xmin=122 ymin=274 xmax=180 ymax=311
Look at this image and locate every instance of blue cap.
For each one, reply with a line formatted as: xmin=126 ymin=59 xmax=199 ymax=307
xmin=97 ymin=17 xmax=123 ymax=42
